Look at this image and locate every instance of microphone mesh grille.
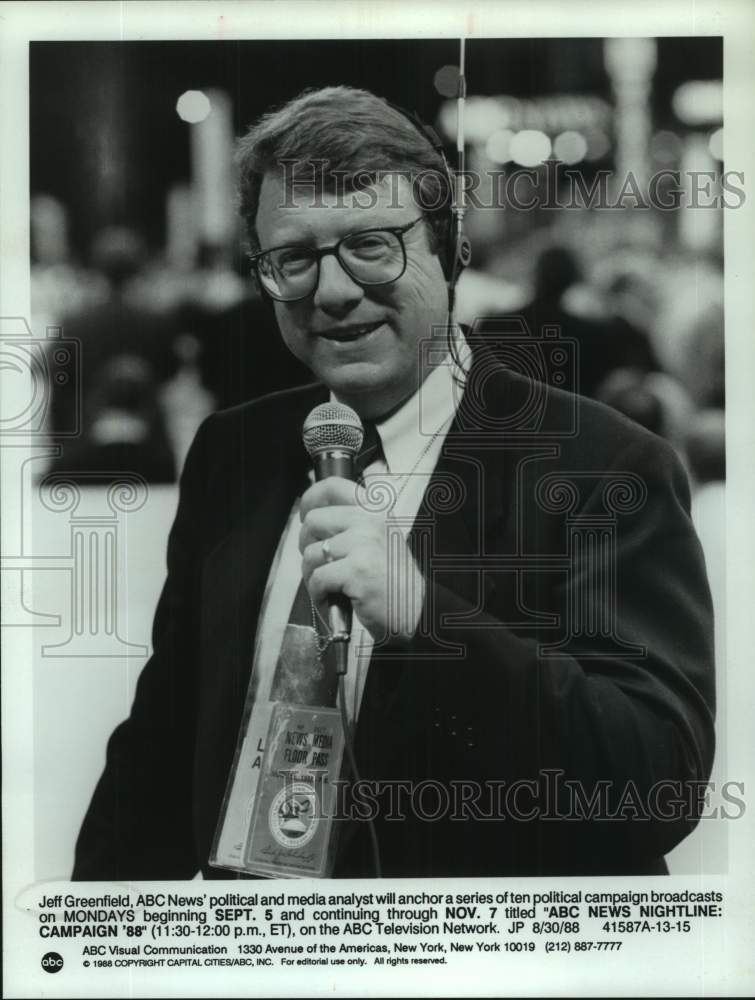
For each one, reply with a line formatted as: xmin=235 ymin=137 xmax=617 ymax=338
xmin=302 ymin=402 xmax=364 ymax=457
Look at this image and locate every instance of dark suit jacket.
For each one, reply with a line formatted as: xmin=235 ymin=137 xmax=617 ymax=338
xmin=73 ymin=342 xmax=715 ymax=879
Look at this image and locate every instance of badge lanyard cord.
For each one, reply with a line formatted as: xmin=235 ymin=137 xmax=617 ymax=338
xmin=335 ymin=39 xmax=468 ymax=880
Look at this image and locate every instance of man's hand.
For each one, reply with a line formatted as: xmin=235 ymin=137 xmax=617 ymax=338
xmin=299 ymin=477 xmax=425 ymax=642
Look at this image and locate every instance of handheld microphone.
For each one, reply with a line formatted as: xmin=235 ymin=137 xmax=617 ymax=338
xmin=302 ymin=402 xmax=364 ymax=653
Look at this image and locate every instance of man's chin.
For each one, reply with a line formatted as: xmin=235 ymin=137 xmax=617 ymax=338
xmin=320 ymin=369 xmax=412 ymax=419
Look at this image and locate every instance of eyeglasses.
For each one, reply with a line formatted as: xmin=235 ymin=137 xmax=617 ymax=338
xmin=248 ymin=217 xmax=424 ymax=302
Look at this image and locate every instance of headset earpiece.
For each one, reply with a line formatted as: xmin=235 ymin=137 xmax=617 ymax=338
xmin=452 ymin=233 xmax=472 ymax=284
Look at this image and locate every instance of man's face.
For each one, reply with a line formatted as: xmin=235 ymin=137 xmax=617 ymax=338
xmin=255 ymin=171 xmax=449 ymax=418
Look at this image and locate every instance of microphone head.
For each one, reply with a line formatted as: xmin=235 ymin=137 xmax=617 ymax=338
xmin=302 ymin=402 xmax=364 ymax=458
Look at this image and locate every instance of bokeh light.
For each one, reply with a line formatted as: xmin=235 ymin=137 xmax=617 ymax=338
xmin=672 ymin=80 xmax=723 ymax=126
xmin=583 ymin=128 xmax=611 ymax=162
xmin=176 ymin=90 xmax=212 ymax=124
xmin=485 ymin=129 xmax=515 ymax=164
xmin=434 ymin=65 xmax=461 ymax=98
xmin=650 ymin=130 xmax=682 ymax=165
xmin=509 ymin=130 xmax=552 ymax=167
xmin=552 ymin=130 xmax=588 ymax=165
xmin=708 ymin=127 xmax=724 ymax=162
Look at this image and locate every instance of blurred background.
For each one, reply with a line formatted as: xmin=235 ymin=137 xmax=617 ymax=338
xmin=28 ymin=38 xmax=727 ymax=877
xmin=31 ymin=38 xmax=725 ymax=480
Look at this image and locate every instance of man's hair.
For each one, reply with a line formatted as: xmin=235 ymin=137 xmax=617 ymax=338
xmin=236 ymin=86 xmax=452 ymax=258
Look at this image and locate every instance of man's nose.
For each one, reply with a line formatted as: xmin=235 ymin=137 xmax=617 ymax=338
xmin=313 ymin=253 xmax=364 ymax=314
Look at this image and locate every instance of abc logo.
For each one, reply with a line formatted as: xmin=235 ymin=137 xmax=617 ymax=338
xmin=41 ymin=951 xmax=64 ymax=973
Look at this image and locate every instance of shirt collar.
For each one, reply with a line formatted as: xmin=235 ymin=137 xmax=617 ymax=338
xmin=373 ymin=330 xmax=471 ymax=475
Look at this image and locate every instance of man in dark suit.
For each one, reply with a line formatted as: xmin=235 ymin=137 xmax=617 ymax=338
xmin=73 ymin=86 xmax=715 ymax=880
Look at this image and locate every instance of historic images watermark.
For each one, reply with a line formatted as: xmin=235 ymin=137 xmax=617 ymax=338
xmin=272 ymin=769 xmax=745 ymax=824
xmin=276 ymin=160 xmax=746 ymax=213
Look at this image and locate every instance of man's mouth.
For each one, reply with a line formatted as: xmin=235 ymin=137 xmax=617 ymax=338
xmin=316 ymin=321 xmax=385 ymax=343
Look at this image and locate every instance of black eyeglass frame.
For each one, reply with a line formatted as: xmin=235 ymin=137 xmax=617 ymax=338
xmin=248 ymin=216 xmax=425 ymax=302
